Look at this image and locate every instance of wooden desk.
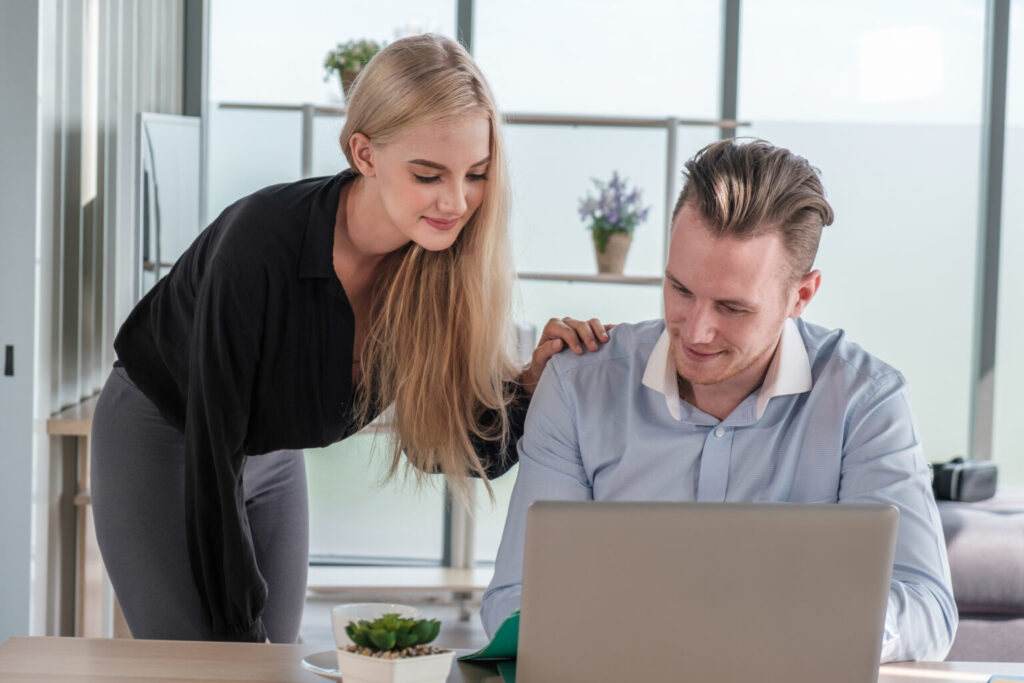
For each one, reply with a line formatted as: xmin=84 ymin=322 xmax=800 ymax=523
xmin=4 ymin=637 xmax=1024 ymax=682
xmin=0 ymin=637 xmax=495 ymax=682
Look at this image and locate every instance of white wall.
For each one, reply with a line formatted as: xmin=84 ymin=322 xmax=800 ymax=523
xmin=0 ymin=0 xmax=189 ymax=640
xmin=0 ymin=0 xmax=42 ymax=641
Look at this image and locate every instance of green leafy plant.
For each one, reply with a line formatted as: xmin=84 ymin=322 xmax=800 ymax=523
xmin=324 ymin=38 xmax=384 ymax=97
xmin=345 ymin=614 xmax=441 ymax=652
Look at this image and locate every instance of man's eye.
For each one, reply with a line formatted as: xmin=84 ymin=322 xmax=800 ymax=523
xmin=414 ymin=174 xmax=441 ymax=184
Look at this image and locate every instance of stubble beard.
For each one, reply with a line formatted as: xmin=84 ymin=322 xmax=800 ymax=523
xmin=671 ymin=333 xmax=780 ymax=397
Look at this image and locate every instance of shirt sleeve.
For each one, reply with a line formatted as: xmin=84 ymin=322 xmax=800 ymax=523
xmin=480 ymin=364 xmax=592 ymax=637
xmin=184 ymin=254 xmax=270 ymax=642
xmin=839 ymin=372 xmax=958 ymax=662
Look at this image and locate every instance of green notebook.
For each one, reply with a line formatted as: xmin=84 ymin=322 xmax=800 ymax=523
xmin=458 ymin=610 xmax=519 ymax=662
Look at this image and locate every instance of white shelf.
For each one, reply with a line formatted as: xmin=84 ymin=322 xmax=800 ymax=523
xmin=306 ymin=566 xmax=493 ymax=596
xmin=516 ymin=271 xmax=662 ymax=286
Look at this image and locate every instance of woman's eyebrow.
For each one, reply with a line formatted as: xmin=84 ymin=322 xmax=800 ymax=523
xmin=407 ymin=156 xmax=491 ymax=170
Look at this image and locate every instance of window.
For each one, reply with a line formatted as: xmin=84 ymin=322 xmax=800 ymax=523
xmin=307 ymin=435 xmax=445 ymax=565
xmin=993 ymin=0 xmax=1024 ymax=484
xmin=740 ymin=0 xmax=986 ymax=462
xmin=208 ymin=0 xmax=457 ymax=564
xmin=207 ymin=0 xmax=456 ymax=222
xmin=204 ymin=1 xmax=1021 ymax=574
xmin=474 ymin=0 xmax=720 ymax=118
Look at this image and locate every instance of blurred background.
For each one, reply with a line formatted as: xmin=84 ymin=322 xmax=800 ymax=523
xmin=1 ymin=0 xmax=1021 ymax=646
xmin=203 ymin=0 xmax=1023 ymax=569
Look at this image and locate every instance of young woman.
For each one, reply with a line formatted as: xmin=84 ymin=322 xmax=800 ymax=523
xmin=90 ymin=34 xmax=608 ymax=644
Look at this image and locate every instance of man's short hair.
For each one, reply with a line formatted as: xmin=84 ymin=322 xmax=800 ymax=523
xmin=672 ymin=138 xmax=835 ymax=280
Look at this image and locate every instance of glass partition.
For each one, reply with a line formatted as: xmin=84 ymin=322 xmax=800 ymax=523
xmin=312 ymin=113 xmax=348 ymax=178
xmin=205 ymin=0 xmax=1016 ymax=567
xmin=739 ymin=0 xmax=986 ymax=462
xmin=992 ymin=0 xmax=1024 ymax=485
xmin=209 ymin=0 xmax=455 ymax=106
xmin=135 ymin=114 xmax=202 ymax=295
xmin=208 ymin=1 xmax=458 ymax=565
xmin=307 ymin=434 xmax=445 ymax=564
xmin=474 ymin=0 xmax=721 ymax=118
xmin=506 ymin=124 xmax=668 ymax=277
xmin=206 ymin=107 xmax=303 ymax=222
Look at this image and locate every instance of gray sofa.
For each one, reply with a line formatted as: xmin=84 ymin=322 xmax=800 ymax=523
xmin=938 ymin=485 xmax=1024 ymax=661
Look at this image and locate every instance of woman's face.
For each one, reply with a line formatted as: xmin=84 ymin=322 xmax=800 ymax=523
xmin=361 ymin=113 xmax=491 ymax=252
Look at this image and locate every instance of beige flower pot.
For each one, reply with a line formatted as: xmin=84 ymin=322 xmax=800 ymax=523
xmin=593 ymin=231 xmax=632 ymax=275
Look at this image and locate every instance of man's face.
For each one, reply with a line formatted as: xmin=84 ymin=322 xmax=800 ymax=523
xmin=663 ymin=202 xmax=816 ymax=396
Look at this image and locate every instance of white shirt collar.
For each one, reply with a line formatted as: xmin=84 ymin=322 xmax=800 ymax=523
xmin=641 ymin=318 xmax=812 ymax=422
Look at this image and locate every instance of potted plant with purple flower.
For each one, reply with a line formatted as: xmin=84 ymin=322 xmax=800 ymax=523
xmin=578 ymin=171 xmax=651 ymax=275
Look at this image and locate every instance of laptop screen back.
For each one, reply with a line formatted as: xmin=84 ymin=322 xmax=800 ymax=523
xmin=517 ymin=501 xmax=898 ymax=683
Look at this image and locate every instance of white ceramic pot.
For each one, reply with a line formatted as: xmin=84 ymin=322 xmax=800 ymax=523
xmin=335 ymin=649 xmax=455 ymax=683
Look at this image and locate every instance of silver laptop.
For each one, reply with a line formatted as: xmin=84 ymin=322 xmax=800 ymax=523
xmin=517 ymin=501 xmax=898 ymax=683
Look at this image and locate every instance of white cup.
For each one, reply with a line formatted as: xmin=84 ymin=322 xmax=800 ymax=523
xmin=331 ymin=602 xmax=422 ymax=649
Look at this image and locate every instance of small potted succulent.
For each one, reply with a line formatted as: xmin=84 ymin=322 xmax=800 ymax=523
xmin=337 ymin=613 xmax=453 ymax=683
xmin=324 ymin=38 xmax=384 ymax=102
xmin=578 ymin=171 xmax=651 ymax=275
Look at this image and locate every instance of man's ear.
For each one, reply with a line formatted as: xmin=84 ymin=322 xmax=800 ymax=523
xmin=788 ymin=269 xmax=821 ymax=318
xmin=348 ymin=132 xmax=376 ymax=177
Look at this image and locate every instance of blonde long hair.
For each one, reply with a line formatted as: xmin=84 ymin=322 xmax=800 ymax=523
xmin=340 ymin=34 xmax=518 ymax=499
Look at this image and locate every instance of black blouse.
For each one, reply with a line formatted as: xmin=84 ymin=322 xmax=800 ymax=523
xmin=114 ymin=171 xmax=526 ymax=642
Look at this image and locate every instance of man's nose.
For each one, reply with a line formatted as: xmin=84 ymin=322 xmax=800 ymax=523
xmin=438 ymin=180 xmax=468 ymax=216
xmin=682 ymin=302 xmax=717 ymax=344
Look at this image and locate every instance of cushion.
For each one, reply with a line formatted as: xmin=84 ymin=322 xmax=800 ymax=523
xmin=938 ymin=488 xmax=1024 ymax=615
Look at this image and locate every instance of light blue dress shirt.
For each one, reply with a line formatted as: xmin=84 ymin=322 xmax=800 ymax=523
xmin=482 ymin=317 xmax=957 ymax=662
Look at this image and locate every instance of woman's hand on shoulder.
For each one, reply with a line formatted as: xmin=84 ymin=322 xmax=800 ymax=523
xmin=518 ymin=317 xmax=615 ymax=395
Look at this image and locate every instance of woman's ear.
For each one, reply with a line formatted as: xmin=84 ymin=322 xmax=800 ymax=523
xmin=349 ymin=132 xmax=376 ymax=177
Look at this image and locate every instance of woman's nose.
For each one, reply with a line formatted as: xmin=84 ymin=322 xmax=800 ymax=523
xmin=437 ymin=180 xmax=468 ymax=216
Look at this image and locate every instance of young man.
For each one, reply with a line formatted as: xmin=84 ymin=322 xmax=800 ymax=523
xmin=482 ymin=139 xmax=957 ymax=662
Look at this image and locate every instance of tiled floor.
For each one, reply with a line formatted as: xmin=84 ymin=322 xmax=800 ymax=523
xmin=299 ymin=595 xmax=490 ymax=652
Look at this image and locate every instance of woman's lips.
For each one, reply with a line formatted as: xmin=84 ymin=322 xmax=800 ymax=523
xmin=424 ymin=216 xmax=459 ymax=231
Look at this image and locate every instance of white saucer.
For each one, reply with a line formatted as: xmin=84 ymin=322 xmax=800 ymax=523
xmin=301 ymin=650 xmax=343 ymax=681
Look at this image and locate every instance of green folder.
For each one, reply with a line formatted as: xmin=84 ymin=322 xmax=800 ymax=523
xmin=496 ymin=660 xmax=517 ymax=682
xmin=458 ymin=610 xmax=519 ymax=661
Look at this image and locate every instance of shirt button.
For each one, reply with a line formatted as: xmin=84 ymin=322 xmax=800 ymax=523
xmin=714 ymin=427 xmax=725 ymax=438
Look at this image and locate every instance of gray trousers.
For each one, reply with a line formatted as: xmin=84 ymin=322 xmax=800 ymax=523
xmin=90 ymin=365 xmax=309 ymax=642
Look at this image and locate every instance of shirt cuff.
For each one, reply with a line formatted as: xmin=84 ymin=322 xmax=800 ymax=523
xmin=481 ymin=589 xmax=522 ymax=640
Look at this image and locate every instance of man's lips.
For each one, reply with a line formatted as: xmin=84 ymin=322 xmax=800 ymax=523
xmin=681 ymin=345 xmax=725 ymax=362
xmin=424 ymin=216 xmax=459 ymax=230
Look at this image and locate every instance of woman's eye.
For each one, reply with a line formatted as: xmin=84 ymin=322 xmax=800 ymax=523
xmin=413 ymin=174 xmax=440 ymax=184
xmin=468 ymin=173 xmax=488 ymax=181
